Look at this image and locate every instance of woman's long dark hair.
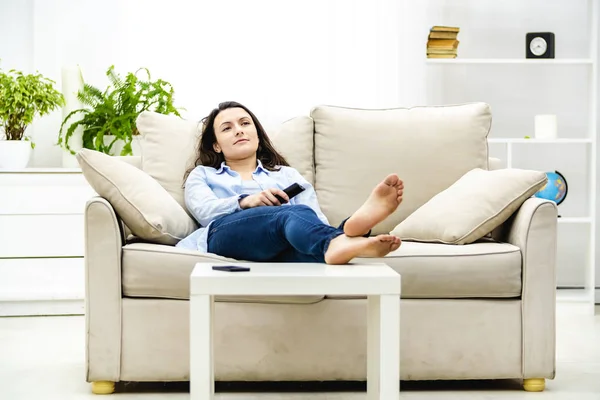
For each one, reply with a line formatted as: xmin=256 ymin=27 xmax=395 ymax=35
xmin=184 ymin=101 xmax=289 ymax=183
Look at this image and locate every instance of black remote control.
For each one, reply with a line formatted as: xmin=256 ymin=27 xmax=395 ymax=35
xmin=275 ymin=183 xmax=305 ymax=203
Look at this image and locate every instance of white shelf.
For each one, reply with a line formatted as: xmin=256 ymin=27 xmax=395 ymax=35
xmin=556 ymin=288 xmax=595 ymax=304
xmin=488 ymin=138 xmax=592 ymax=144
xmin=426 ymin=58 xmax=593 ymax=65
xmin=558 ymin=217 xmax=593 ymax=224
xmin=0 ymin=168 xmax=82 ymax=174
xmin=425 ymin=1 xmax=598 ymax=311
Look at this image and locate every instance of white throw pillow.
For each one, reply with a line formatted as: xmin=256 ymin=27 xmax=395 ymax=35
xmin=76 ymin=149 xmax=198 ymax=245
xmin=390 ymin=168 xmax=548 ymax=245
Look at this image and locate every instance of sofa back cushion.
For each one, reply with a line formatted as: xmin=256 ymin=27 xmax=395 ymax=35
xmin=137 ymin=112 xmax=202 ymax=209
xmin=310 ymin=103 xmax=491 ymax=234
xmin=136 ymin=111 xmax=315 ymax=211
xmin=265 ymin=116 xmax=315 ymax=185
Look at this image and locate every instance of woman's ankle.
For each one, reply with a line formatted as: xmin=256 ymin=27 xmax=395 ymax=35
xmin=324 ymin=234 xmax=368 ymax=264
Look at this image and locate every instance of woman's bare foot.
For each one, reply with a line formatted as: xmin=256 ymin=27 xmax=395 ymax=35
xmin=324 ymin=234 xmax=401 ymax=265
xmin=343 ymin=174 xmax=404 ymax=237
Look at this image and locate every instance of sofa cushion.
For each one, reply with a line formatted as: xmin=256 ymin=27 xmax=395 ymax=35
xmin=328 ymin=240 xmax=522 ymax=299
xmin=122 ymin=240 xmax=520 ymax=301
xmin=311 ymin=103 xmax=491 ymax=234
xmin=111 ymin=157 xmax=141 ymax=238
xmin=114 ymin=155 xmax=142 ymax=169
xmin=76 ymin=149 xmax=198 ymax=245
xmin=136 ymin=112 xmax=201 ymax=209
xmin=266 ymin=116 xmax=315 ymax=185
xmin=136 ymin=111 xmax=316 ymax=211
xmin=391 ymin=168 xmax=548 ymax=245
xmin=121 ymin=243 xmax=324 ymax=304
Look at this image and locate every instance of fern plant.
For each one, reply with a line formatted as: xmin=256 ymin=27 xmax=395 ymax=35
xmin=58 ymin=65 xmax=182 ymax=156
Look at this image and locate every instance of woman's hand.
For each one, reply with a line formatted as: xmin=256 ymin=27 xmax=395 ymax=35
xmin=239 ymin=188 xmax=290 ymax=209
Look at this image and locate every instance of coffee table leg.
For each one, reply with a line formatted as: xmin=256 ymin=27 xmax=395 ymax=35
xmin=367 ymin=294 xmax=400 ymax=400
xmin=191 ymin=294 xmax=214 ymax=400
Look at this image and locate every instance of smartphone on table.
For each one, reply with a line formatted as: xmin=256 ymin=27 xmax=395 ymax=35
xmin=212 ymin=265 xmax=251 ymax=272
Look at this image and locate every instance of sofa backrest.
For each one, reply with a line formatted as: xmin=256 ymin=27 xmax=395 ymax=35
xmin=136 ymin=112 xmax=201 ymax=209
xmin=115 ymin=155 xmax=142 ymax=169
xmin=265 ymin=116 xmax=315 ymax=185
xmin=135 ymin=111 xmax=316 ymax=211
xmin=310 ymin=103 xmax=492 ymax=235
xmin=136 ymin=104 xmax=492 ymax=236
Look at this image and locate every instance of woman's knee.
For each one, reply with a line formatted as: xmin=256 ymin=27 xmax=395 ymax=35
xmin=286 ymin=204 xmax=317 ymax=216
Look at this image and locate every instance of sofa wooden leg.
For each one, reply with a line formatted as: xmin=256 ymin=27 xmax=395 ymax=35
xmin=523 ymin=378 xmax=545 ymax=392
xmin=91 ymin=381 xmax=115 ymax=394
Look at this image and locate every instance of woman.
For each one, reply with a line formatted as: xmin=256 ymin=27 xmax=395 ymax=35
xmin=176 ymin=101 xmax=404 ymax=264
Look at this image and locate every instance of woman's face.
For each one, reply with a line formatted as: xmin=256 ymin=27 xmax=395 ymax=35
xmin=213 ymin=107 xmax=259 ymax=161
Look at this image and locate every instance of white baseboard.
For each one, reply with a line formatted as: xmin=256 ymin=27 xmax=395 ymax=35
xmin=0 ymin=299 xmax=84 ymax=316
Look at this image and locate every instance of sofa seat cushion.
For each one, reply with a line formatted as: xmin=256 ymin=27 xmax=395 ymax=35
xmin=329 ymin=241 xmax=522 ymax=299
xmin=121 ymin=243 xmax=324 ymax=304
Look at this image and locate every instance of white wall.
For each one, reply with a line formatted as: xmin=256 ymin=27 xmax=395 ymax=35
xmin=1 ymin=0 xmax=424 ymax=166
xmin=1 ymin=0 xmax=599 ymax=292
xmin=0 ymin=0 xmax=33 ymax=71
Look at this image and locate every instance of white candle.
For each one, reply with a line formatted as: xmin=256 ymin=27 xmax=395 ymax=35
xmin=534 ymin=114 xmax=558 ymax=139
xmin=61 ymin=65 xmax=85 ymax=167
xmin=61 ymin=64 xmax=84 ymax=121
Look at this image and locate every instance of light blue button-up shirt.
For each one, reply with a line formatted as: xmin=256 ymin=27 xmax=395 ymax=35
xmin=175 ymin=160 xmax=329 ymax=253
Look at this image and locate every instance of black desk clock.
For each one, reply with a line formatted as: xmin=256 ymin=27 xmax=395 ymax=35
xmin=526 ymin=32 xmax=555 ymax=58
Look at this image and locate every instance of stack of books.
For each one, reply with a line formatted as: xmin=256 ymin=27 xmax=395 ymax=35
xmin=427 ymin=26 xmax=460 ymax=58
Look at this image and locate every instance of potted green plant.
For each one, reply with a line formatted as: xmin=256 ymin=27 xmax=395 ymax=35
xmin=58 ymin=65 xmax=182 ymax=156
xmin=0 ymin=65 xmax=65 ymax=168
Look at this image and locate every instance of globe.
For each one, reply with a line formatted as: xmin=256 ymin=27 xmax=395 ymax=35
xmin=534 ymin=170 xmax=568 ymax=205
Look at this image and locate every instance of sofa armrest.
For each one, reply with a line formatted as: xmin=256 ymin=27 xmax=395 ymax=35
xmin=84 ymin=197 xmax=125 ymax=382
xmin=502 ymin=197 xmax=557 ymax=379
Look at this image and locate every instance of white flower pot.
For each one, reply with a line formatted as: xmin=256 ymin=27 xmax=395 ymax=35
xmin=0 ymin=140 xmax=32 ymax=169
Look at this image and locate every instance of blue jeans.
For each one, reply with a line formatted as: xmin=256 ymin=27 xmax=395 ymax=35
xmin=207 ymin=205 xmax=368 ymax=263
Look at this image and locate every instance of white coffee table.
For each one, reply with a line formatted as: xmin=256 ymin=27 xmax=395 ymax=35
xmin=189 ymin=262 xmax=401 ymax=400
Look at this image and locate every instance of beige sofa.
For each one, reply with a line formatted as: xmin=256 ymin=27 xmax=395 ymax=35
xmin=82 ymin=103 xmax=557 ymax=395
